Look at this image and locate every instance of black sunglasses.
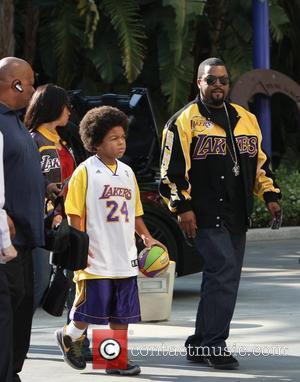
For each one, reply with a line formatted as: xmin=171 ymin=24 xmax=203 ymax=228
xmin=203 ymin=75 xmax=230 ymax=86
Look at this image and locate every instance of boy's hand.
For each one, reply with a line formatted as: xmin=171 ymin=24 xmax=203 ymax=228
xmin=141 ymin=235 xmax=167 ymax=251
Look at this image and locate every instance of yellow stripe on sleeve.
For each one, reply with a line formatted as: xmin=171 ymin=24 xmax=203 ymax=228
xmin=134 ymin=174 xmax=143 ymax=216
xmin=65 ymin=165 xmax=87 ymax=219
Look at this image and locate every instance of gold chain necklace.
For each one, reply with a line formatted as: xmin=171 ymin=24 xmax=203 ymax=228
xmin=200 ymin=100 xmax=240 ymax=176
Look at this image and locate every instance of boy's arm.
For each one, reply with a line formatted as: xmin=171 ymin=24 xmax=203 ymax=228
xmin=135 ymin=216 xmax=166 ymax=250
xmin=65 ymin=165 xmax=87 ymax=230
xmin=134 ymin=178 xmax=166 ymax=249
xmin=68 ymin=214 xmax=81 ymax=230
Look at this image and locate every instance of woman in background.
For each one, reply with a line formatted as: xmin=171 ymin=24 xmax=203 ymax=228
xmin=24 ymin=83 xmax=90 ymax=357
xmin=25 ymin=84 xmax=74 ymax=310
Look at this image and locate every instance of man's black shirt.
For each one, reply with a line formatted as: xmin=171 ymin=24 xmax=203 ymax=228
xmin=206 ymin=105 xmax=247 ymax=233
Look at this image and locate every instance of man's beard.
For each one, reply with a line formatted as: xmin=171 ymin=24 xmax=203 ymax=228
xmin=210 ymin=97 xmax=224 ymax=107
xmin=201 ymin=92 xmax=225 ymax=108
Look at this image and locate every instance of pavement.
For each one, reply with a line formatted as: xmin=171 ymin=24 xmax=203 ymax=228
xmin=20 ymin=229 xmax=300 ymax=382
xmin=247 ymin=226 xmax=300 ymax=241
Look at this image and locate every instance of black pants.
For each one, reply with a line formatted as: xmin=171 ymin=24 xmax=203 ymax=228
xmin=186 ymin=224 xmax=246 ymax=352
xmin=4 ymin=247 xmax=33 ymax=382
xmin=0 ymin=265 xmax=13 ymax=382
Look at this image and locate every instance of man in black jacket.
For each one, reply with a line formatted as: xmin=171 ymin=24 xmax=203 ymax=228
xmin=0 ymin=57 xmax=58 ymax=382
xmin=160 ymin=57 xmax=281 ymax=370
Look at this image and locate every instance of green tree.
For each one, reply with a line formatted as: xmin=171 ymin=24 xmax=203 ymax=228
xmin=14 ymin=0 xmax=207 ymax=116
xmin=0 ymin=0 xmax=15 ymax=57
xmin=10 ymin=0 xmax=299 ymax=123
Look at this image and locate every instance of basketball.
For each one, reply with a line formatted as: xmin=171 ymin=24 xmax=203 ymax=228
xmin=138 ymin=245 xmax=170 ymax=277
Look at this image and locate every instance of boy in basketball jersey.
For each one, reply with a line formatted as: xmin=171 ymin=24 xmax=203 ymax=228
xmin=55 ymin=106 xmax=163 ymax=376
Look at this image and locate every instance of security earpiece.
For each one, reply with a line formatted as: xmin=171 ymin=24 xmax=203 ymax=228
xmin=12 ymin=80 xmax=23 ymax=93
xmin=15 ymin=82 xmax=23 ymax=93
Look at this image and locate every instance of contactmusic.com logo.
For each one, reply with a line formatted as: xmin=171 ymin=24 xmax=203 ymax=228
xmin=92 ymin=329 xmax=128 ymax=370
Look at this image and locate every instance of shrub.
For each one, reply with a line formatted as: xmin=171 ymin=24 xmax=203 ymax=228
xmin=251 ymin=165 xmax=300 ymax=228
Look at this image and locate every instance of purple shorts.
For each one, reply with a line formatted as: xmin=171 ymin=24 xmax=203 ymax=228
xmin=70 ymin=277 xmax=141 ymax=325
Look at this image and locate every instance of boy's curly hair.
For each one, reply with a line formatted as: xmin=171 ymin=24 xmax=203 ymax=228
xmin=79 ymin=106 xmax=129 ymax=152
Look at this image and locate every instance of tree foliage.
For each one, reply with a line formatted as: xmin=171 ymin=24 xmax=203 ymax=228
xmin=2 ymin=0 xmax=298 ymax=124
xmin=0 ymin=0 xmax=15 ymax=57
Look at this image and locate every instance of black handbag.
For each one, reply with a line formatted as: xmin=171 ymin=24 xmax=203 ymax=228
xmin=50 ymin=219 xmax=89 ymax=271
xmin=42 ymin=267 xmax=71 ymax=316
xmin=44 ymin=210 xmax=56 ymax=251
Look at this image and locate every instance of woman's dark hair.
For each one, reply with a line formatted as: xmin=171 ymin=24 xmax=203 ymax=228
xmin=79 ymin=106 xmax=129 ymax=153
xmin=24 ymin=83 xmax=70 ymax=131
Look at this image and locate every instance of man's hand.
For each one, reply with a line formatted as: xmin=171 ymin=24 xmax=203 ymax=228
xmin=7 ymin=215 xmax=16 ymax=238
xmin=267 ymin=202 xmax=281 ymax=218
xmin=267 ymin=202 xmax=282 ymax=229
xmin=0 ymin=245 xmax=17 ymax=263
xmin=178 ymin=210 xmax=198 ymax=239
xmin=46 ymin=183 xmax=61 ymax=202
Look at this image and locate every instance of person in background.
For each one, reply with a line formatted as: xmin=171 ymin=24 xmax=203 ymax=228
xmin=24 ymin=83 xmax=90 ymax=357
xmin=0 ymin=130 xmax=17 ymax=382
xmin=160 ymin=57 xmax=281 ymax=370
xmin=0 ymin=56 xmax=59 ymax=382
xmin=24 ymin=83 xmax=73 ymax=311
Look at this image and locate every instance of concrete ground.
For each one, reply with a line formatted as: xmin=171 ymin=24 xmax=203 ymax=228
xmin=21 ymin=233 xmax=300 ymax=382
